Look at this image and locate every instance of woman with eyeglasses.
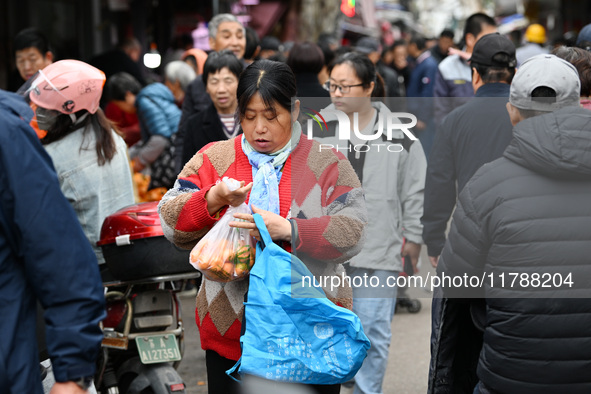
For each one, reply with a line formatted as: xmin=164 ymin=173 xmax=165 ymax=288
xmin=319 ymin=51 xmax=427 ymax=394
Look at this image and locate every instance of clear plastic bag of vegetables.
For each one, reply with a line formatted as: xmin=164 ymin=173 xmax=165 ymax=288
xmin=189 ymin=178 xmax=256 ymax=282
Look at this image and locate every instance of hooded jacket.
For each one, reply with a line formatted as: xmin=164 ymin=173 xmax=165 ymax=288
xmin=438 ymin=106 xmax=591 ymax=393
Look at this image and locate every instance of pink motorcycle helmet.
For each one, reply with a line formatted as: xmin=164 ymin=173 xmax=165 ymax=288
xmin=29 ymin=59 xmax=106 ymax=115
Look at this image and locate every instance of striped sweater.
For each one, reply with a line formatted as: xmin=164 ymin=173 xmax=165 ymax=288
xmin=158 ymin=136 xmax=367 ymax=360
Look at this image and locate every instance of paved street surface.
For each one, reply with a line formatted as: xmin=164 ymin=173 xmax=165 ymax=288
xmin=177 ymin=253 xmax=435 ymax=394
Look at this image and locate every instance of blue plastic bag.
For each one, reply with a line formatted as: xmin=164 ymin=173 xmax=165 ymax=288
xmin=228 ymin=213 xmax=370 ymax=384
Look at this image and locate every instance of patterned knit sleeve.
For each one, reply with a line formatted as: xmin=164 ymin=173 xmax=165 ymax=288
xmin=292 ymin=142 xmax=367 ymax=265
xmin=157 ymin=150 xmax=222 ymax=250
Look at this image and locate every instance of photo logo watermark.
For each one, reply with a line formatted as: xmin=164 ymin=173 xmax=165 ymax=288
xmin=302 ymin=107 xmax=329 ymax=132
xmin=304 ymin=108 xmax=418 ymax=153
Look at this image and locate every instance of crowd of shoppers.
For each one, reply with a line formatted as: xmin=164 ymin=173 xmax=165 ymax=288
xmin=4 ymin=8 xmax=591 ymax=394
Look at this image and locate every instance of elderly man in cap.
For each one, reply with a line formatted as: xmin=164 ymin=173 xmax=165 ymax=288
xmin=425 ymin=32 xmax=517 ymax=394
xmin=437 ymin=54 xmax=591 ymax=394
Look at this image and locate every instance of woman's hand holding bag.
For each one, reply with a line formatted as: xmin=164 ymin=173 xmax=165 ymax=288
xmin=189 ymin=177 xmax=256 ymax=282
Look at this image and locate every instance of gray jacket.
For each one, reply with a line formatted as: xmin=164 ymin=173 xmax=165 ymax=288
xmin=439 ymin=106 xmax=591 ymax=393
xmin=315 ymin=101 xmax=426 ymax=271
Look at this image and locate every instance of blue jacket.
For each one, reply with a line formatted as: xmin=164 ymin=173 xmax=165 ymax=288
xmin=406 ymin=52 xmax=438 ymax=122
xmin=406 ymin=51 xmax=439 ymax=98
xmin=135 ymin=82 xmax=181 ymax=140
xmin=0 ymin=90 xmax=105 ymax=393
xmin=407 ymin=51 xmax=439 ymax=156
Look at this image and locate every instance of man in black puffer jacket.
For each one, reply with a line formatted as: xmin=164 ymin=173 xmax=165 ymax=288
xmin=438 ymin=54 xmax=591 ymax=394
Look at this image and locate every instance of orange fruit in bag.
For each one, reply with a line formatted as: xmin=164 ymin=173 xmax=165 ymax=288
xmin=222 ymin=262 xmax=234 ymax=277
xmin=192 ymin=237 xmax=255 ymax=282
xmin=190 ymin=239 xmax=207 ymax=264
xmin=200 ymin=239 xmax=230 ymax=281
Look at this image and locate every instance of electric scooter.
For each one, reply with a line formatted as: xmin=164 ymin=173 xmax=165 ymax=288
xmin=95 ymin=202 xmax=200 ymax=394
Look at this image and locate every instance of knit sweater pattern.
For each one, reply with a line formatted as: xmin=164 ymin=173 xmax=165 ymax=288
xmin=158 ymin=136 xmax=367 ymax=360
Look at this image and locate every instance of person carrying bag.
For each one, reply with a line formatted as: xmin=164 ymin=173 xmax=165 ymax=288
xmin=158 ymin=60 xmax=368 ymax=394
xmin=228 ymin=213 xmax=370 ymax=385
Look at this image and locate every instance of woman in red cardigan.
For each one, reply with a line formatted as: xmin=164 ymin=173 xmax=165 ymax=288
xmin=158 ymin=60 xmax=367 ymax=394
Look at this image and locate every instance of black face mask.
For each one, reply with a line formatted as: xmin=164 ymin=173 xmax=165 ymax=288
xmin=35 ymin=106 xmax=60 ymax=132
xmin=39 ymin=109 xmax=88 ymax=145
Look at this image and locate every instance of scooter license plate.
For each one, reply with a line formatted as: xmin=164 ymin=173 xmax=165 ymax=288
xmin=135 ymin=334 xmax=182 ymax=364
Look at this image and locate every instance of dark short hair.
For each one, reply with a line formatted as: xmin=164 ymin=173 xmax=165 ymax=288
xmin=105 ymin=72 xmax=142 ymax=101
xmin=260 ymin=36 xmax=281 ymax=51
xmin=392 ymin=40 xmax=407 ymax=50
xmin=14 ymin=27 xmax=50 ymax=55
xmin=287 ymin=42 xmax=325 ymax=74
xmin=267 ymin=52 xmax=287 ymax=63
xmin=464 ymin=13 xmax=496 ymax=41
xmin=440 ymin=29 xmax=455 ymax=40
xmin=236 ymin=60 xmax=296 ymax=119
xmin=244 ymin=27 xmax=259 ymax=60
xmin=472 ymin=57 xmax=515 ymax=84
xmin=202 ymin=50 xmax=243 ymax=84
xmin=328 ymin=52 xmax=377 ymax=90
xmin=553 ymin=45 xmax=591 ymax=96
xmin=409 ymin=34 xmax=427 ymax=51
xmin=119 ymin=37 xmax=141 ymax=51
